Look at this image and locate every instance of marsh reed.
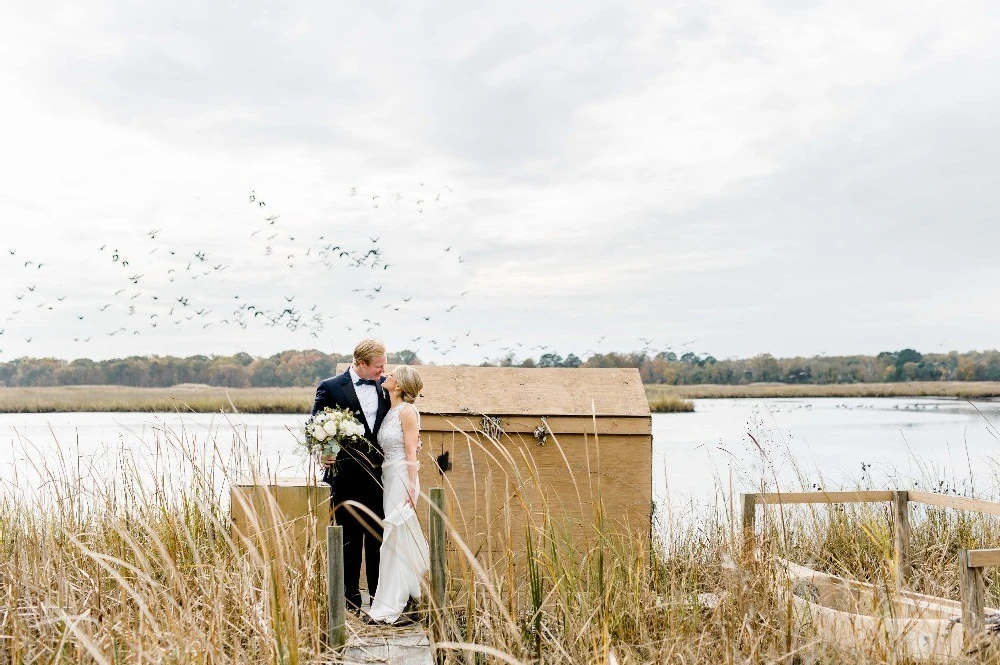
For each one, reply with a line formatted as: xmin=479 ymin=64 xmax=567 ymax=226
xmin=646 ymin=394 xmax=694 ymax=413
xmin=0 ymin=385 xmax=312 ymax=413
xmin=646 ymin=381 xmax=1000 ymax=401
xmin=4 ymin=421 xmax=1000 ymax=663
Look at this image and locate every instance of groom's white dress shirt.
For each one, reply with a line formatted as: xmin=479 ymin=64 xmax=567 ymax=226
xmin=349 ymin=366 xmax=379 ymax=430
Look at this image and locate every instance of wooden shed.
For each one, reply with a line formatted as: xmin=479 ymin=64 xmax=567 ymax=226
xmin=367 ymin=365 xmax=652 ymax=554
xmin=231 ymin=366 xmax=652 ymax=558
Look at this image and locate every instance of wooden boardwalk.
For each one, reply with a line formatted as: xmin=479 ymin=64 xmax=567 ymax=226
xmin=342 ymin=620 xmax=431 ymax=664
xmin=336 ymin=594 xmax=432 ymax=665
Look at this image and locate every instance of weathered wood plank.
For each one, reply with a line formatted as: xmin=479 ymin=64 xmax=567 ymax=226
xmin=751 ymin=491 xmax=893 ymax=505
xmin=892 ymin=490 xmax=911 ymax=588
xmin=429 ymin=487 xmax=447 ymax=659
xmin=967 ymin=548 xmax=1000 ymax=568
xmin=230 ymin=478 xmax=329 ymax=551
xmin=343 ymin=625 xmax=432 ymax=664
xmin=908 ymin=491 xmax=1000 ymax=516
xmin=327 ymin=526 xmax=346 ymax=649
xmin=741 ymin=493 xmax=757 ymax=555
xmin=960 ymin=548 xmax=986 ymax=644
xmin=420 ymin=414 xmax=652 ymax=435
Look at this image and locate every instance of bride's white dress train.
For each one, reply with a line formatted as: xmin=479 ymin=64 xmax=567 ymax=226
xmin=367 ymin=403 xmax=429 ymax=623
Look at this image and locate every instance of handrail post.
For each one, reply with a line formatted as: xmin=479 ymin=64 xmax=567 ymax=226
xmin=959 ymin=548 xmax=986 ymax=644
xmin=891 ymin=490 xmax=911 ymax=589
xmin=327 ymin=525 xmax=346 ymax=650
xmin=429 ymin=487 xmax=447 ymax=664
xmin=741 ymin=493 xmax=757 ymax=557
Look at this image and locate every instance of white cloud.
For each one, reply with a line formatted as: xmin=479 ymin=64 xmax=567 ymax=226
xmin=1 ymin=0 xmax=999 ymax=363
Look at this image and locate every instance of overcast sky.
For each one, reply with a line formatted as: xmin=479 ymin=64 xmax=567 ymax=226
xmin=1 ymin=1 xmax=998 ymax=365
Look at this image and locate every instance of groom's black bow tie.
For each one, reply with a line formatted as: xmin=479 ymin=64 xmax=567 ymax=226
xmin=355 ymin=378 xmax=379 ymax=387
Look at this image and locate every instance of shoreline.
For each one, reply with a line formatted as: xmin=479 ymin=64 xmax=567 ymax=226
xmin=646 ymin=381 xmax=1000 ymax=401
xmin=0 ymin=381 xmax=998 ymax=413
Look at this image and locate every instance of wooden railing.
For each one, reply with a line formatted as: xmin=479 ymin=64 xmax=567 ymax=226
xmin=742 ymin=489 xmax=1000 ymax=643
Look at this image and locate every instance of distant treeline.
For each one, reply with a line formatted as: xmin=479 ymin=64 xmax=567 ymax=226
xmin=0 ymin=348 xmax=998 ymax=388
xmin=562 ymin=348 xmax=1000 ymax=385
xmin=0 ymin=350 xmax=406 ymax=388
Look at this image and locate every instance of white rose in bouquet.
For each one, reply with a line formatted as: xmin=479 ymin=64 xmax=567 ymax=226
xmin=340 ymin=420 xmax=362 ymax=439
xmin=300 ymin=406 xmax=371 ymax=480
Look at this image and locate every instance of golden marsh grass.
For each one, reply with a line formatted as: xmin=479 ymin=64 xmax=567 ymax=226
xmin=4 ymin=420 xmax=1000 ymax=662
xmin=0 ymin=385 xmax=313 ymax=413
xmin=1 ymin=381 xmax=997 ymax=415
xmin=647 ymin=380 xmax=1000 ymax=400
xmin=646 ymin=394 xmax=694 ymax=413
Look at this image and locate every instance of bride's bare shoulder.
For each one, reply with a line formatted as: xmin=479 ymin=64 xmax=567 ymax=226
xmin=399 ymin=404 xmax=420 ymax=423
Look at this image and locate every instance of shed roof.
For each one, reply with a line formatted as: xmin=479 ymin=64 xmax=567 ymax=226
xmin=336 ymin=364 xmax=650 ymax=417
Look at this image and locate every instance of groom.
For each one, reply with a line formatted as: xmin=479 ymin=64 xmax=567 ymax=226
xmin=312 ymin=338 xmax=390 ymax=611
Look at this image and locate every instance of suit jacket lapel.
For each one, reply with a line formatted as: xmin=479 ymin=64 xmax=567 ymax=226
xmin=336 ymin=370 xmax=372 ymax=438
xmin=372 ymin=384 xmax=390 ymax=435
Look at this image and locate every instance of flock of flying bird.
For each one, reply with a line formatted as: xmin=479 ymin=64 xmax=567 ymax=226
xmin=1 ymin=186 xmax=682 ymax=362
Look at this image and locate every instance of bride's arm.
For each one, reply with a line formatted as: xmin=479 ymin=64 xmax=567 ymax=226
xmin=399 ymin=406 xmax=421 ymax=506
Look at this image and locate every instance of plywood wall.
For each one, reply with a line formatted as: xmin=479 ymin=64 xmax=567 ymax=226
xmin=231 ymin=478 xmax=330 ymax=553
xmin=412 ymin=425 xmax=651 ymax=555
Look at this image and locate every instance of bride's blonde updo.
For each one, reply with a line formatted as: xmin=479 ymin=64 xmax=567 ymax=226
xmin=394 ymin=366 xmax=423 ymax=404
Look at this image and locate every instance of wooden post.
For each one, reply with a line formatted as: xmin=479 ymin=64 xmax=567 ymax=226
xmin=959 ymin=548 xmax=986 ymax=643
xmin=429 ymin=487 xmax=447 ymax=663
xmin=327 ymin=525 xmax=346 ymax=650
xmin=891 ymin=490 xmax=911 ymax=589
xmin=741 ymin=493 xmax=757 ymax=555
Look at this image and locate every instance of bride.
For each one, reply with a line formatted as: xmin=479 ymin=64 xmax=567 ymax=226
xmin=366 ymin=365 xmax=429 ymax=624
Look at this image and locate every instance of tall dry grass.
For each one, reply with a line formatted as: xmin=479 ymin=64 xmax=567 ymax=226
xmin=5 ymin=420 xmax=1000 ymax=663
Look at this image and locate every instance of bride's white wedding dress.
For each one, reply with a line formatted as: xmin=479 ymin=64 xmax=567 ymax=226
xmin=366 ymin=402 xmax=430 ymax=623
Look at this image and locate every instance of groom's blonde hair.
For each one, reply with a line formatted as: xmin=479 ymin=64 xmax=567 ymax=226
xmin=353 ymin=338 xmax=386 ymax=366
xmin=394 ymin=366 xmax=423 ymax=404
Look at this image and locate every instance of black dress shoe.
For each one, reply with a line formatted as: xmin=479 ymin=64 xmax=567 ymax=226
xmin=390 ymin=614 xmax=417 ymax=627
xmin=397 ymin=598 xmax=421 ymax=624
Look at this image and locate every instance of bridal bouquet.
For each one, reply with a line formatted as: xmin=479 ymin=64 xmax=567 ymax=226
xmin=301 ymin=406 xmax=366 ymax=461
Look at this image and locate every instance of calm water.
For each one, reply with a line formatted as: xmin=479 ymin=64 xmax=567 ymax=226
xmin=2 ymin=398 xmax=999 ymax=511
xmin=656 ymin=397 xmax=1000 ymax=513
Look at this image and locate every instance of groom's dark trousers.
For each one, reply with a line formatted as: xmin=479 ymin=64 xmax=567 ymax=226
xmin=312 ymin=369 xmax=389 ymax=610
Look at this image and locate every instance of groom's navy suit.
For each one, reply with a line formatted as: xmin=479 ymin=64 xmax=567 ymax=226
xmin=312 ymin=368 xmax=389 ymax=609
